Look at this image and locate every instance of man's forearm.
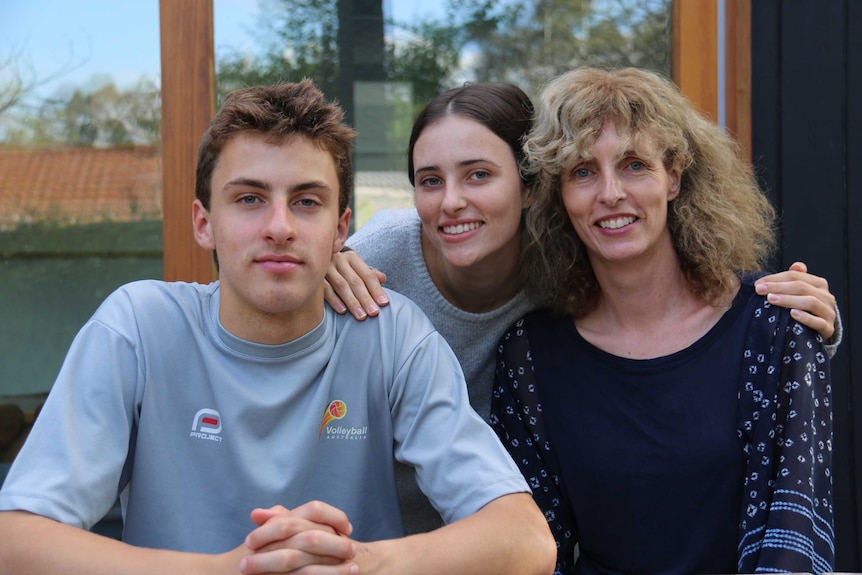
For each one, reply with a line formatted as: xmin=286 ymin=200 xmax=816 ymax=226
xmin=353 ymin=493 xmax=556 ymax=575
xmin=0 ymin=511 xmax=240 ymax=575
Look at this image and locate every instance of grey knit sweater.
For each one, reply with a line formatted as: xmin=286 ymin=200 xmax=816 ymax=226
xmin=347 ymin=208 xmax=535 ymax=421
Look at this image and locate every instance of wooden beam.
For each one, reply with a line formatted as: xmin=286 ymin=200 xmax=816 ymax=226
xmin=672 ymin=0 xmax=719 ymax=121
xmin=672 ymin=0 xmax=751 ymax=159
xmin=725 ymin=0 xmax=752 ymax=157
xmin=159 ymin=0 xmax=217 ymax=282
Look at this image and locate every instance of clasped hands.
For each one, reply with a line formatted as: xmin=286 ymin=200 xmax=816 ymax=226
xmin=225 ymin=501 xmax=365 ymax=575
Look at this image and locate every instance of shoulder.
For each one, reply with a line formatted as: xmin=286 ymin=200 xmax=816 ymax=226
xmin=104 ymin=279 xmax=211 ymax=309
xmin=735 ymin=272 xmax=790 ymax=333
xmin=330 ymin=288 xmax=436 ymax=334
xmin=360 ymin=207 xmax=419 ymax=228
xmin=500 ymin=308 xmax=566 ymax=343
xmin=337 ymin=289 xmax=456 ymax=355
xmin=92 ymin=280 xmax=214 ymax=328
xmin=735 ymin=271 xmax=827 ymax=371
xmin=328 ymin=291 xmax=459 ymax=372
xmin=378 ymin=289 xmax=437 ymax=332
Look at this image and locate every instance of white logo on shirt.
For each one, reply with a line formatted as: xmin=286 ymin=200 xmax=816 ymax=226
xmin=190 ymin=408 xmax=223 ymax=442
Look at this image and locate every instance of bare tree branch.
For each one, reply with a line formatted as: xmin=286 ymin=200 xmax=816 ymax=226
xmin=0 ymin=40 xmax=88 ymax=117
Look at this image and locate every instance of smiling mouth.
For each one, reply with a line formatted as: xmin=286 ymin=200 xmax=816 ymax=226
xmin=442 ymin=222 xmax=483 ymax=235
xmin=598 ymin=216 xmax=636 ymax=230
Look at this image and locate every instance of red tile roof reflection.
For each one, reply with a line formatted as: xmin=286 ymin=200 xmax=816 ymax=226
xmin=0 ymin=146 xmax=162 ymax=230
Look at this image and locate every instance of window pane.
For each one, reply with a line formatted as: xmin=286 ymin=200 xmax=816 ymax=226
xmin=0 ymin=3 xmax=163 ymax=413
xmin=214 ymin=0 xmax=672 ymax=228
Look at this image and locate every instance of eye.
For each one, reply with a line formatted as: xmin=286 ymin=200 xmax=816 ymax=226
xmin=469 ymin=170 xmax=491 ymax=182
xmin=572 ymin=167 xmax=591 ymax=179
xmin=238 ymin=195 xmax=261 ymax=206
xmin=628 ymin=160 xmax=645 ymax=171
xmin=295 ymin=198 xmax=320 ymax=208
xmin=419 ymin=175 xmax=443 ymax=187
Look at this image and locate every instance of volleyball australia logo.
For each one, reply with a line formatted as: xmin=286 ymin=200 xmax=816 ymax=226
xmin=318 ymin=399 xmax=368 ymax=440
xmin=190 ymin=408 xmax=223 ymax=442
xmin=318 ymin=400 xmax=347 ymax=438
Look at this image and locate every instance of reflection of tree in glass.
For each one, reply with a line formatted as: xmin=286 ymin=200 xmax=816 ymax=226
xmin=4 ymin=79 xmax=161 ymax=147
xmin=217 ymin=0 xmax=341 ymax=101
xmin=0 ymin=42 xmax=85 ymax=117
xmin=215 ymin=0 xmax=670 ymax=108
xmin=456 ymin=0 xmax=672 ymax=95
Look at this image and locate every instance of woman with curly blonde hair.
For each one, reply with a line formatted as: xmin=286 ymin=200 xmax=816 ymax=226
xmin=491 ymin=67 xmax=835 ymax=574
xmin=524 ymin=67 xmax=778 ymax=316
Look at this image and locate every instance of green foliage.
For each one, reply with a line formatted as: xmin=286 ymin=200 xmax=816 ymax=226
xmin=4 ymin=78 xmax=161 ymax=147
xmin=0 ymin=220 xmax=163 ymax=257
xmin=447 ymin=0 xmax=672 ymax=97
xmin=214 ymin=0 xmax=671 ymax=111
xmin=385 ymin=20 xmax=462 ymax=106
xmin=215 ymin=0 xmax=464 ymax=106
xmin=217 ymin=0 xmax=341 ymax=102
xmin=3 ymin=2 xmax=671 ymax=146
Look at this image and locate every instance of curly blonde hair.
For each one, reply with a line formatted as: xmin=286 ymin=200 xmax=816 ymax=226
xmin=522 ymin=67 xmax=776 ymax=317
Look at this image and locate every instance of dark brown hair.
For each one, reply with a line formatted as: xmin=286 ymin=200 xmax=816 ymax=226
xmin=195 ymin=79 xmax=356 ymax=215
xmin=406 ymin=83 xmax=534 ymax=188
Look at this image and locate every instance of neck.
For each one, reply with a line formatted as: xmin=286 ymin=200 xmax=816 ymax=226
xmin=218 ymin=290 xmax=325 ymax=345
xmin=421 ymin=233 xmax=523 ymax=313
xmin=591 ymin=254 xmax=692 ymax=327
xmin=577 ymin=239 xmax=737 ymax=359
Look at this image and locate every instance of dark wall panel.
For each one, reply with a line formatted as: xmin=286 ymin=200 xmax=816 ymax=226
xmin=750 ymin=0 xmax=781 ymax=214
xmin=777 ymin=2 xmax=844 ymax=273
xmin=846 ymin=0 xmax=862 ymax=565
xmin=751 ymin=0 xmax=859 ymax=570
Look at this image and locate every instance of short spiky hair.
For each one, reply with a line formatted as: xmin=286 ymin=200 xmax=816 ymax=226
xmin=195 ymin=79 xmax=356 ymax=215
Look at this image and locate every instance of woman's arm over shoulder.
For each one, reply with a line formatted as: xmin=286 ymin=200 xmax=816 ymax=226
xmin=326 ymin=209 xmax=419 ymax=320
xmin=755 ymin=261 xmax=841 ymax=354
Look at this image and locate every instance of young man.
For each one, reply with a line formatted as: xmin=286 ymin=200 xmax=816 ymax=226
xmin=0 ymin=80 xmax=555 ymax=575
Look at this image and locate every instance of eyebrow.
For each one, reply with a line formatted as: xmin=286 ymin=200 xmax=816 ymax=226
xmin=223 ymin=178 xmax=335 ymax=194
xmin=223 ymin=177 xmax=271 ymax=191
xmin=414 ymin=158 xmax=502 ymax=177
xmin=574 ymin=149 xmax=644 ymax=163
xmin=620 ymin=149 xmax=643 ymax=158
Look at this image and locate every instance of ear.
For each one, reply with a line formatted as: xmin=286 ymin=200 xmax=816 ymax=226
xmin=666 ymin=162 xmax=682 ymax=201
xmin=520 ymin=182 xmax=533 ymax=209
xmin=332 ymin=207 xmax=351 ymax=254
xmin=192 ymin=199 xmax=216 ymax=251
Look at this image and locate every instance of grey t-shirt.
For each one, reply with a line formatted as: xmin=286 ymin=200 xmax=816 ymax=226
xmin=0 ymin=280 xmax=528 ymax=551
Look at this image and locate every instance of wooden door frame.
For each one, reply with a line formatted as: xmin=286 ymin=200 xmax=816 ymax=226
xmin=159 ymin=0 xmax=217 ymax=282
xmin=673 ymin=0 xmax=752 ymax=154
xmin=159 ymin=0 xmax=749 ymax=283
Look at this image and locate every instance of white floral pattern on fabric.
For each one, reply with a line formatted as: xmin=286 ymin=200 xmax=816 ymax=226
xmin=491 ymin=277 xmax=833 ymax=575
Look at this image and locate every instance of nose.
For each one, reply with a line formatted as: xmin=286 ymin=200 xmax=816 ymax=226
xmin=263 ymin=201 xmax=295 ymax=244
xmin=598 ymin=172 xmax=625 ymax=205
xmin=440 ymin=181 xmax=468 ymax=214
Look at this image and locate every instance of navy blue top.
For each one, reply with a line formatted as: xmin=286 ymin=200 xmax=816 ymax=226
xmin=531 ymin=287 xmax=748 ymax=574
xmin=491 ymin=274 xmax=835 ymax=574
